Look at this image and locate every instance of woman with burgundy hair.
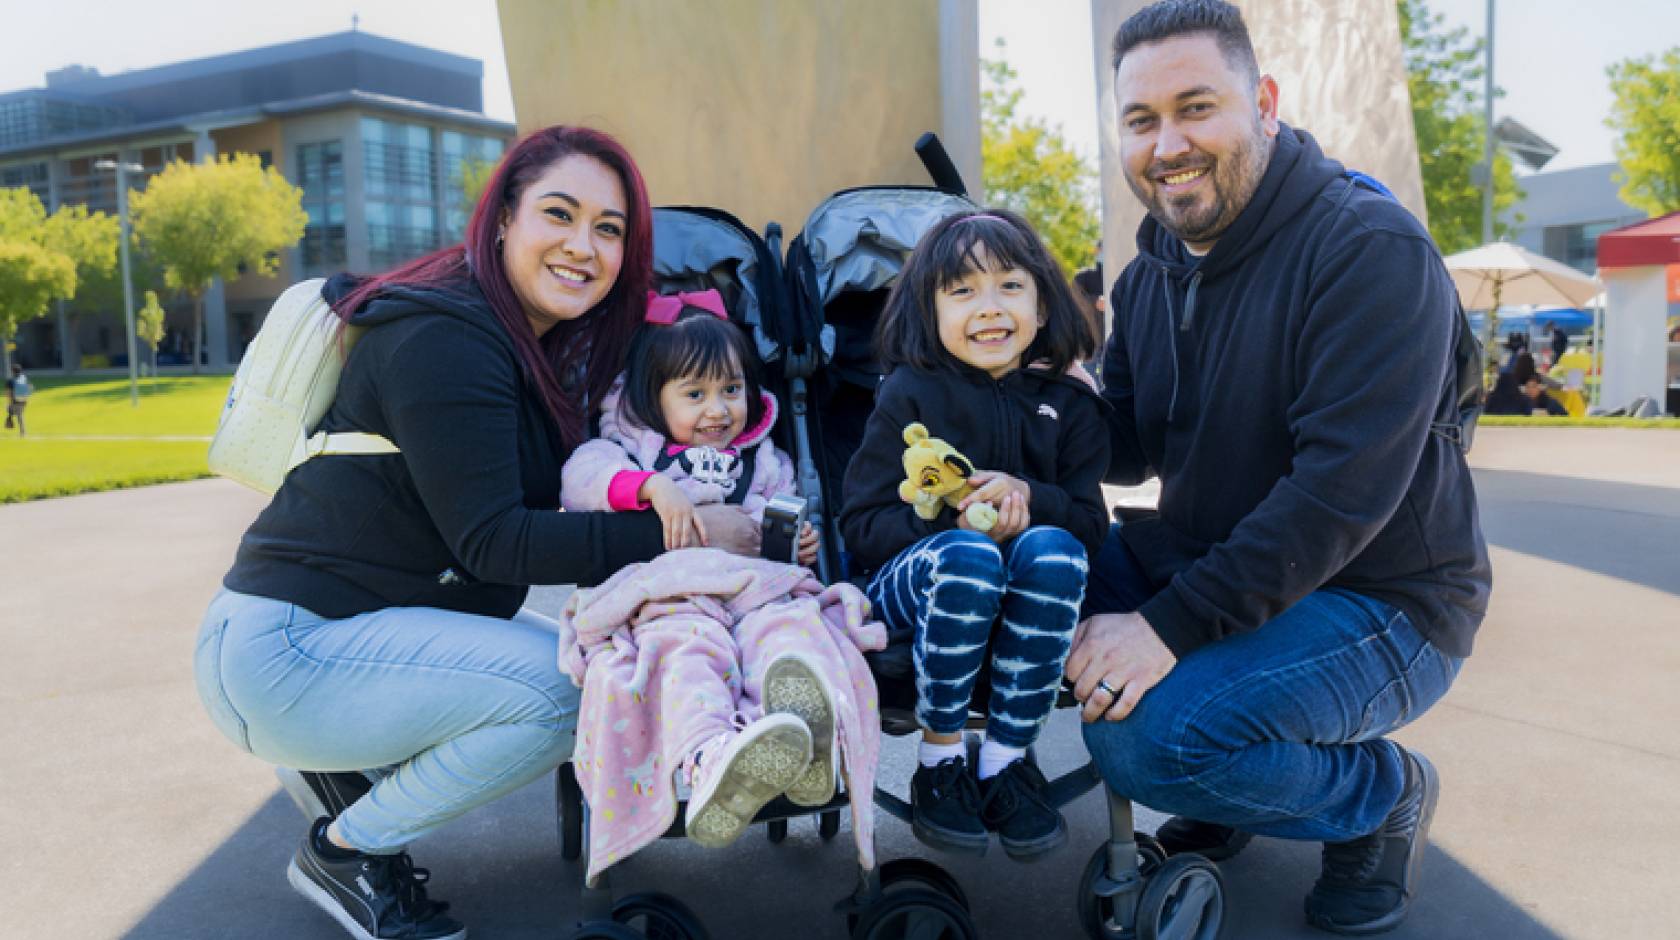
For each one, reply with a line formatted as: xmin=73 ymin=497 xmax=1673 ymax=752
xmin=192 ymin=126 xmax=759 ymax=940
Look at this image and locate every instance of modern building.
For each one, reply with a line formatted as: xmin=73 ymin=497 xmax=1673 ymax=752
xmin=0 ymin=30 xmax=513 ymax=371
xmin=1505 ymin=162 xmax=1647 ymax=275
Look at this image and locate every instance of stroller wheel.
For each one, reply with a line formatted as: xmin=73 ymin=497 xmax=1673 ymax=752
xmin=847 ymin=858 xmax=970 ymax=934
xmin=818 ymin=809 xmax=842 ymax=840
xmin=850 ymin=888 xmax=977 ymax=940
xmin=1135 ymin=855 xmax=1225 ymax=940
xmin=766 ymin=818 xmax=789 ymax=844
xmin=1135 ymin=832 xmax=1169 ymax=873
xmin=1074 ymin=835 xmax=1172 ymax=940
xmin=611 ymin=892 xmax=712 ymax=940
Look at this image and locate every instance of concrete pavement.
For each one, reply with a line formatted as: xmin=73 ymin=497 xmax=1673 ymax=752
xmin=2 ymin=426 xmax=1676 ymax=939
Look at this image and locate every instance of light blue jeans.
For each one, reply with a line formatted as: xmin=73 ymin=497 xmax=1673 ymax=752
xmin=194 ymin=588 xmax=580 ymax=853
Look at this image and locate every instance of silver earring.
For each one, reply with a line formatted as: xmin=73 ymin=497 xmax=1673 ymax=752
xmin=495 ymin=231 xmax=506 ymax=252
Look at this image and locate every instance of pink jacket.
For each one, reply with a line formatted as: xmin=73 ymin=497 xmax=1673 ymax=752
xmin=561 ymin=374 xmax=795 ymax=523
xmin=559 ymin=549 xmax=886 ymax=880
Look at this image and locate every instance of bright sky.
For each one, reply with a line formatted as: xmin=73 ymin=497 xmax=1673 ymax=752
xmin=4 ymin=0 xmax=1674 ymax=175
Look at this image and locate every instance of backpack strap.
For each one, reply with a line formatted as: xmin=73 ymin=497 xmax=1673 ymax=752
xmin=1338 ymin=170 xmax=1482 ymax=452
xmin=303 ymin=430 xmax=400 ymax=460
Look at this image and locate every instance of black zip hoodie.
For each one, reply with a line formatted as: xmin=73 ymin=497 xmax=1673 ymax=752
xmin=225 ymin=272 xmax=665 ymax=619
xmin=1104 ymin=124 xmax=1491 ymax=659
xmin=838 ymin=364 xmax=1110 ymax=578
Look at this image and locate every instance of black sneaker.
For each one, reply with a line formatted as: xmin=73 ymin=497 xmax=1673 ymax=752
xmin=1305 ymin=749 xmax=1441 ymax=935
xmin=286 ymin=817 xmax=467 ymax=940
xmin=1155 ymin=816 xmax=1255 ymax=861
xmin=911 ymin=756 xmax=988 ymax=855
xmin=978 ymin=759 xmax=1068 ymax=861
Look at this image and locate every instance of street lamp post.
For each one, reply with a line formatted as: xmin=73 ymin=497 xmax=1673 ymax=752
xmin=95 ymin=156 xmax=144 ymax=406
xmin=1480 ymin=0 xmax=1496 ymax=246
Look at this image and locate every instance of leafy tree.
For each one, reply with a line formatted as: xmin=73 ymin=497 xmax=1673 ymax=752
xmin=137 ymin=289 xmax=166 ymax=377
xmin=129 ymin=153 xmax=306 ymax=372
xmin=1398 ymin=0 xmax=1521 ymax=253
xmin=0 ymin=187 xmax=118 ymax=373
xmin=1606 ymin=47 xmax=1680 ymax=217
xmin=456 ymin=156 xmax=497 ymax=213
xmin=981 ymin=41 xmax=1100 ymax=274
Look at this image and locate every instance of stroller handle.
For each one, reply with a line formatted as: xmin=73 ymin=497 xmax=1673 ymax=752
xmin=915 ymin=132 xmax=968 ymax=197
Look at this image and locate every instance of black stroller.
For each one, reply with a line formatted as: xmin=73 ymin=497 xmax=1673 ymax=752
xmin=293 ymin=136 xmax=1229 ymax=940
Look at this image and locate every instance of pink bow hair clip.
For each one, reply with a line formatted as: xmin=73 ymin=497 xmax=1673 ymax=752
xmin=645 ymin=289 xmax=729 ymax=325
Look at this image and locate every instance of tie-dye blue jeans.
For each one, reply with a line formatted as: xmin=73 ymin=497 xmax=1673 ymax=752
xmin=867 ymin=526 xmax=1088 ymax=747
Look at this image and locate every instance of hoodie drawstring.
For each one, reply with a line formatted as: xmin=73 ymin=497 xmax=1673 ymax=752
xmin=1160 ymin=267 xmax=1203 ymax=424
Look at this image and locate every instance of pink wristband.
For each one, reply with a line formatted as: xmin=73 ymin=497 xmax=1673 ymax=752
xmin=607 ymin=471 xmax=656 ymax=511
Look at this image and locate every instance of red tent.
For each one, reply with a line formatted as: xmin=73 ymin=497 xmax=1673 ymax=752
xmin=1597 ymin=210 xmax=1680 ymax=269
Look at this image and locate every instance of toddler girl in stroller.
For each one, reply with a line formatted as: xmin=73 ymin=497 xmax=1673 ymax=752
xmin=557 ymin=290 xmax=881 ymax=881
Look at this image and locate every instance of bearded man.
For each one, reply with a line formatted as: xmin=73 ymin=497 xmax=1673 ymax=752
xmin=1064 ymin=1 xmax=1491 ymax=933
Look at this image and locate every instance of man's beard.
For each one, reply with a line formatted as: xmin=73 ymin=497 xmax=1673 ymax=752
xmin=1128 ymin=125 xmax=1272 ymax=247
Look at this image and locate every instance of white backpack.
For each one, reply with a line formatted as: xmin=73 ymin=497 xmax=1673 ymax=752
xmin=208 ymin=278 xmax=398 ymax=494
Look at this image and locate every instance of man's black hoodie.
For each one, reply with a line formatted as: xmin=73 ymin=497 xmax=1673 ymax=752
xmin=225 ymin=273 xmax=664 ymax=619
xmin=1103 ymin=125 xmax=1490 ymax=659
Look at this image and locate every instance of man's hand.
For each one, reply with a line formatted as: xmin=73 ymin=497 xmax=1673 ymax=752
xmin=1065 ymin=611 xmax=1176 ymax=722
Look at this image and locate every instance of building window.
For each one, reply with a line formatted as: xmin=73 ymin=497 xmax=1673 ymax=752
xmin=363 ymin=116 xmax=441 ymax=270
xmin=441 ymin=130 xmax=504 ymax=240
xmin=1553 ymin=220 xmax=1622 ymax=275
xmin=0 ymin=160 xmax=50 ymax=204
xmin=297 ymin=140 xmax=346 ymax=274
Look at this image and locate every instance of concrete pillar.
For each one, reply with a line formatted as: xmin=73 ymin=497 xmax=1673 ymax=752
xmin=939 ymin=0 xmax=982 ymax=194
xmin=195 ymin=128 xmax=230 ymax=370
xmin=1089 ymin=0 xmax=1425 ymax=292
xmin=498 ymin=0 xmax=978 ymax=233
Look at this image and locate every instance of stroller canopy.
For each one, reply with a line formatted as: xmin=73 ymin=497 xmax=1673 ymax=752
xmin=651 ymin=206 xmax=780 ymax=365
xmin=797 ymin=187 xmax=978 ymax=306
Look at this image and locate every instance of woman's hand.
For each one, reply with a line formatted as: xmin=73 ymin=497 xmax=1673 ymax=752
xmin=957 ymin=489 xmax=1029 ymax=542
xmin=694 ymin=504 xmax=761 ymax=557
xmin=643 ymin=476 xmax=705 ymax=550
xmin=797 ymin=522 xmax=821 ymax=567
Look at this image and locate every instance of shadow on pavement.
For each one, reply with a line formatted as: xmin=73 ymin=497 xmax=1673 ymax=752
xmin=125 ymin=774 xmax=1565 ymax=940
xmin=1473 ymin=468 xmax=1680 ymax=598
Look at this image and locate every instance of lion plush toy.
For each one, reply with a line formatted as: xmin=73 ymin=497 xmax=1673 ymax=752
xmin=898 ymin=422 xmax=998 ymax=532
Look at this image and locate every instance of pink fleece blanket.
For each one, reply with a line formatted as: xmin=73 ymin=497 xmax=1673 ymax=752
xmin=558 ymin=548 xmax=885 ymax=881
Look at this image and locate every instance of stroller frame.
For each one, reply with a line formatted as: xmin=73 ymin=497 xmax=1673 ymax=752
xmin=280 ymin=134 xmax=1226 ymax=940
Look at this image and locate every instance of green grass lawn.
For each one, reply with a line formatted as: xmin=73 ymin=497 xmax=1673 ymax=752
xmin=0 ymin=375 xmax=231 ymax=503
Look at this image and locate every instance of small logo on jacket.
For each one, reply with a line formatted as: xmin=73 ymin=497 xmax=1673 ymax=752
xmin=437 ymin=568 xmax=466 ymax=586
xmin=1037 ymin=404 xmax=1059 ymax=420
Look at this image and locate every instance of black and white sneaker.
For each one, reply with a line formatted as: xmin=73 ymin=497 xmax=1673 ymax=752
xmin=286 ymin=817 xmax=467 ymax=940
xmin=1305 ymin=748 xmax=1441 ymax=935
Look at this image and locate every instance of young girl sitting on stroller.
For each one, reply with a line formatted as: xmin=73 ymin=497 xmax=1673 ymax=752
xmin=559 ymin=290 xmax=880 ymax=878
xmin=839 ymin=209 xmax=1110 ymax=861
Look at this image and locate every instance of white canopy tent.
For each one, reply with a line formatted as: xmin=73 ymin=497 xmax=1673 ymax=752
xmin=1444 ymin=241 xmax=1602 ymax=311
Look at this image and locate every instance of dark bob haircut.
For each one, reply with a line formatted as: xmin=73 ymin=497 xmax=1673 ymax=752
xmin=621 ymin=307 xmax=769 ymax=442
xmin=875 ymin=208 xmax=1093 ymax=377
xmin=1111 ymin=0 xmax=1259 ymax=86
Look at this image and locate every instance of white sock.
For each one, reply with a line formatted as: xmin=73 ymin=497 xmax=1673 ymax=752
xmin=918 ymin=739 xmax=966 ymax=768
xmin=978 ymin=740 xmax=1026 ymax=779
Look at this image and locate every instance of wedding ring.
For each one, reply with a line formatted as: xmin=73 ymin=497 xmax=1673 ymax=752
xmin=1096 ymin=679 xmax=1120 ymax=698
